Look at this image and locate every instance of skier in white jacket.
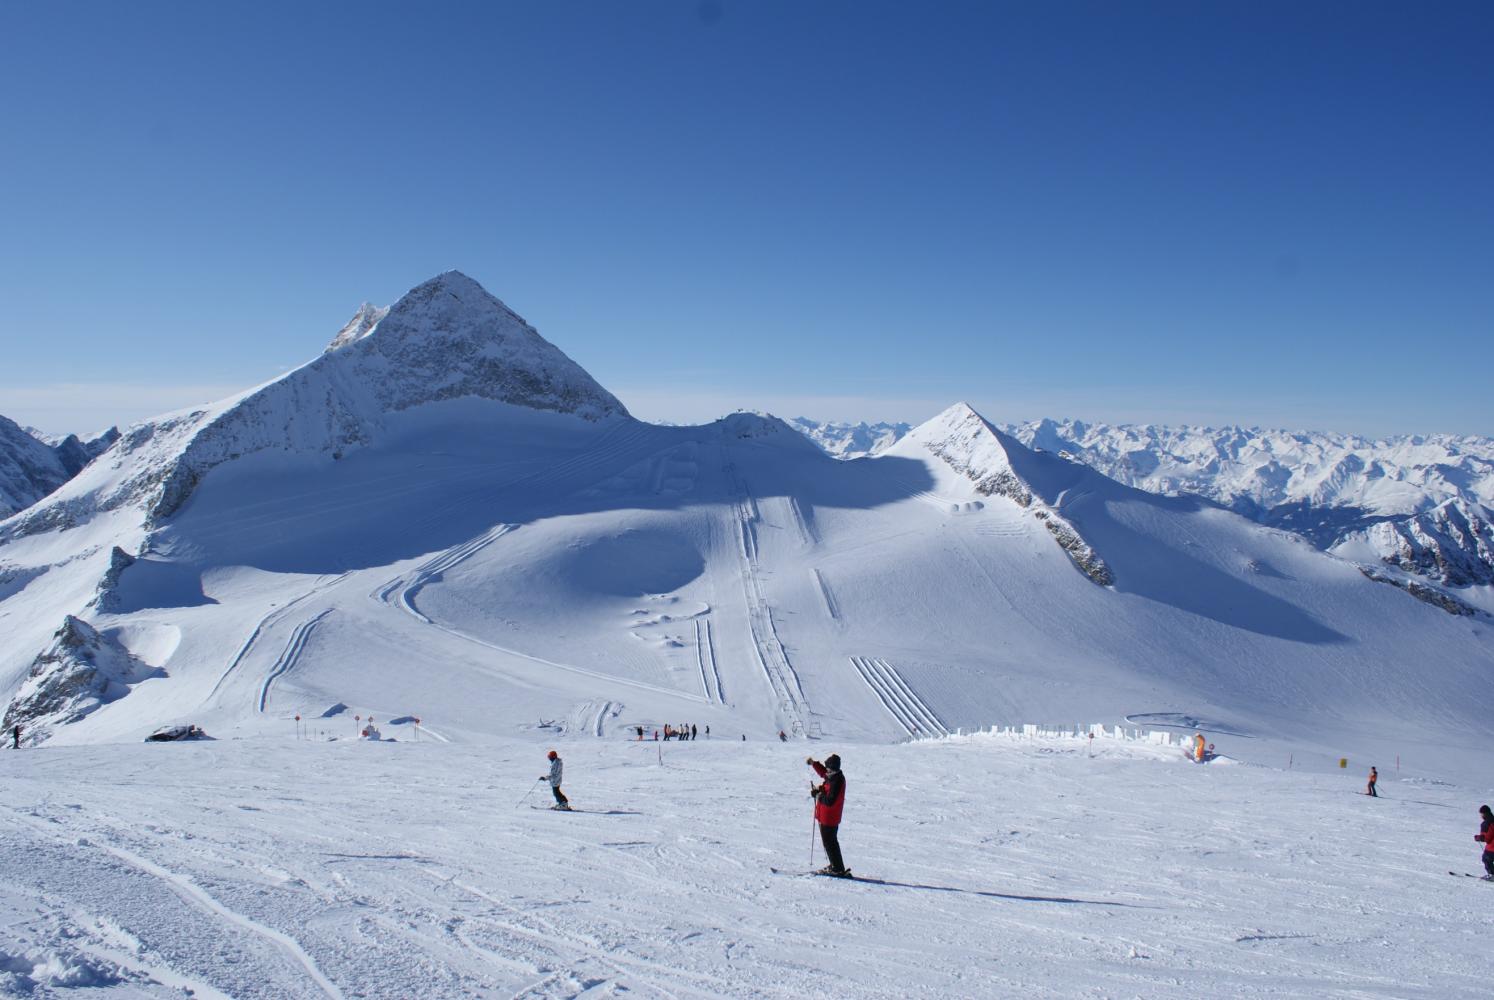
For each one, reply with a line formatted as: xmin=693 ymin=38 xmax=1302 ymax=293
xmin=541 ymin=750 xmax=570 ymax=810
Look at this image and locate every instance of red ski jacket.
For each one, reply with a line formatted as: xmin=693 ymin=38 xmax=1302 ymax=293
xmin=811 ymin=761 xmax=846 ymax=827
xmin=1479 ymin=818 xmax=1494 ymax=854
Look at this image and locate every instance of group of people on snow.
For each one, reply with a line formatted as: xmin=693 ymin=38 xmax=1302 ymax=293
xmin=634 ymin=723 xmax=704 ymax=741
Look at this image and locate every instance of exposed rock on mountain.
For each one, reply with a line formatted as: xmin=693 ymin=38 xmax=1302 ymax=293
xmin=903 ymin=403 xmax=1113 ymax=585
xmin=2 ymin=615 xmax=163 ymax=745
xmin=0 ymin=415 xmax=71 ymax=517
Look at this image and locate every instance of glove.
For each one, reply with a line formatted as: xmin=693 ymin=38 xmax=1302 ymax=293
xmin=805 ymin=757 xmax=815 ymax=766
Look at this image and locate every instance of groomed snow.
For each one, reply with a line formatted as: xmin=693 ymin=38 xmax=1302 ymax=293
xmin=2 ymin=732 xmax=1490 ymax=998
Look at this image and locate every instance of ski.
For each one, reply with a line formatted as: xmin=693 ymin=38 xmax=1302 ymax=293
xmin=770 ymin=866 xmax=856 ymax=880
xmin=1448 ymin=871 xmax=1491 ymax=879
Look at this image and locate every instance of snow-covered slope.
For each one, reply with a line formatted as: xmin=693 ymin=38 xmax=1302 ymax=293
xmin=2 ymin=273 xmax=1491 ymax=794
xmin=3 ymin=732 xmax=1490 ymax=999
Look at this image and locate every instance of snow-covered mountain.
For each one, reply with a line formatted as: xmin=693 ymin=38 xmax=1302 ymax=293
xmin=788 ymin=418 xmax=910 ymax=459
xmin=1 ymin=416 xmax=119 ymax=517
xmin=791 ymin=415 xmax=1494 ymax=589
xmin=2 ymin=272 xmax=1491 ymax=783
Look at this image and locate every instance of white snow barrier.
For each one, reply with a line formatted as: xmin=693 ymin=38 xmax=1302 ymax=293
xmin=978 ymin=724 xmax=1177 ymax=746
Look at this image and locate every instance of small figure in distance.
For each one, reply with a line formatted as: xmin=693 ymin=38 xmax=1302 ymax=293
xmin=1367 ymin=766 xmax=1378 ymax=797
xmin=1476 ymin=805 xmax=1494 ymax=880
xmin=542 ymin=750 xmax=570 ymax=810
xmin=778 ymin=730 xmax=787 ymax=742
xmin=11 ymin=724 xmax=19 ymax=750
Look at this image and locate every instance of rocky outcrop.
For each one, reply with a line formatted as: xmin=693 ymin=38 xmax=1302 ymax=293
xmin=1340 ymin=500 xmax=1494 ymax=588
xmin=908 ymin=403 xmax=1113 ymax=586
xmin=2 ymin=616 xmax=163 ymax=744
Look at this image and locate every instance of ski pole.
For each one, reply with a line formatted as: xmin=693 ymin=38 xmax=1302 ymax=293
xmin=515 ymin=778 xmax=543 ymax=810
xmin=809 ymin=813 xmax=817 ymax=868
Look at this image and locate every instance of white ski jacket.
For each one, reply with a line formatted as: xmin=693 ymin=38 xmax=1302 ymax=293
xmin=546 ymin=758 xmax=563 ymax=787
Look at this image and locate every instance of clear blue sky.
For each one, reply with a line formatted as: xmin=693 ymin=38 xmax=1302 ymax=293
xmin=1 ymin=1 xmax=1490 ymax=436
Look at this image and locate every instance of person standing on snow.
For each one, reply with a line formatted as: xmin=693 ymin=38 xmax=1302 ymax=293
xmin=1476 ymin=805 xmax=1494 ymax=879
xmin=10 ymin=724 xmax=18 ymax=749
xmin=1367 ymin=767 xmax=1378 ymax=797
xmin=541 ymin=750 xmax=570 ymax=810
xmin=807 ymin=754 xmax=849 ymax=876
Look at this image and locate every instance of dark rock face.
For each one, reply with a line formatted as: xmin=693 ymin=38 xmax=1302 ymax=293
xmin=2 ymin=615 xmax=164 ymax=744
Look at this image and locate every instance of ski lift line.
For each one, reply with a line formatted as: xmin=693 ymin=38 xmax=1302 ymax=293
xmin=256 ymin=609 xmax=334 ymax=713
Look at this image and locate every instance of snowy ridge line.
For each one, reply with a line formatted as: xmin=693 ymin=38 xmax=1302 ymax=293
xmin=812 ymin=568 xmax=840 ymax=620
xmin=2 ymin=810 xmax=345 ymax=999
xmin=257 ymin=609 xmax=334 ymax=713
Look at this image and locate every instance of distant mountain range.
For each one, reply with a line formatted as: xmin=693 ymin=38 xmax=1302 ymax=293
xmin=790 ymin=418 xmax=1494 ymax=589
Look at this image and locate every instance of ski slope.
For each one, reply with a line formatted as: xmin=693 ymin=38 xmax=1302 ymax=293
xmin=1 ymin=732 xmax=1490 ymax=998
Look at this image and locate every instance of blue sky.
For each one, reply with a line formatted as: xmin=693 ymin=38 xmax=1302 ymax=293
xmin=1 ymin=1 xmax=1490 ymax=436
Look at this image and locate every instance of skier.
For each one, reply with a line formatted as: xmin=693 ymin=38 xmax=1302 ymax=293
xmin=778 ymin=730 xmax=787 ymax=742
xmin=807 ymin=754 xmax=849 ymax=876
xmin=1476 ymin=805 xmax=1494 ymax=879
xmin=541 ymin=750 xmax=570 ymax=810
xmin=10 ymin=724 xmax=18 ymax=749
xmin=1193 ymin=732 xmax=1207 ymax=762
xmin=691 ymin=723 xmax=697 ymax=741
xmin=636 ymin=725 xmax=644 ymax=741
xmin=1366 ymin=766 xmax=1378 ymax=797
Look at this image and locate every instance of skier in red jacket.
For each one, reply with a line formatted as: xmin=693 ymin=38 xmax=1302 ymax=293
xmin=1476 ymin=805 xmax=1494 ymax=880
xmin=807 ymin=754 xmax=849 ymax=877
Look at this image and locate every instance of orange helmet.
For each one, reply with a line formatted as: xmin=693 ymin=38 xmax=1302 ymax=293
xmin=547 ymin=750 xmax=558 ymax=760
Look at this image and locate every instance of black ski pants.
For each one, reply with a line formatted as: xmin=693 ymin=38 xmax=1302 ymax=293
xmin=551 ymin=785 xmax=568 ymax=806
xmin=1483 ymin=852 xmax=1494 ymax=878
xmin=819 ymin=822 xmax=845 ymax=872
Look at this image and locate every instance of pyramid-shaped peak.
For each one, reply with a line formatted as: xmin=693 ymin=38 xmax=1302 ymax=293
xmin=325 ymin=271 xmax=629 ymax=422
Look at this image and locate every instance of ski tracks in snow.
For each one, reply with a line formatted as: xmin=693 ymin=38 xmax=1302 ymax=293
xmin=849 ymin=656 xmax=948 ymax=739
xmin=0 ymin=809 xmax=344 ymax=1000
xmin=693 ymin=618 xmax=725 ymax=704
xmin=375 ymin=523 xmax=517 ymax=624
xmin=257 ymin=609 xmax=334 ymax=713
xmin=723 ymin=454 xmax=810 ymax=732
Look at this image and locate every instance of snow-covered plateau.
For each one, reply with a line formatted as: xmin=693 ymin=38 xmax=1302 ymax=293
xmin=1 ymin=271 xmax=1492 ymax=997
